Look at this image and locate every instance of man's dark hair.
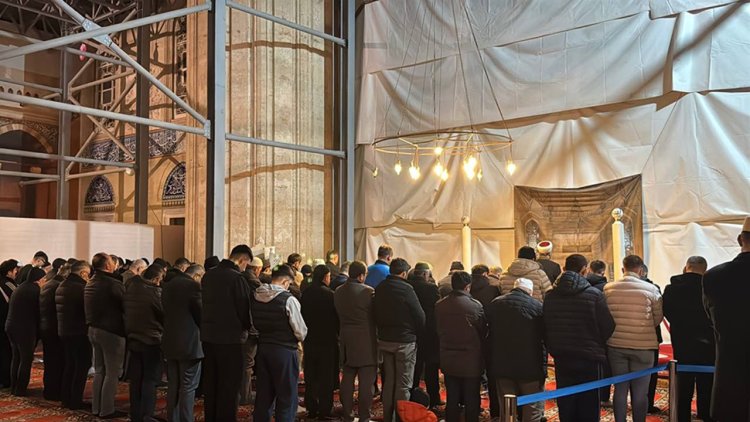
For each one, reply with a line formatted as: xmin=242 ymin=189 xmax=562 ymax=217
xmin=451 ymin=271 xmax=472 ymax=291
xmin=174 ymin=257 xmax=191 ymax=269
xmin=272 ymin=264 xmax=295 ymax=282
xmin=377 ymin=244 xmax=394 ymax=259
xmin=349 ymin=261 xmax=367 ymax=280
xmin=623 ymin=255 xmax=645 ymax=272
xmin=142 ymin=258 xmax=150 ymax=266
xmin=66 ymin=258 xmax=78 ymax=265
xmin=301 ymin=264 xmax=313 ymax=276
xmin=741 ymin=231 xmax=750 ymax=244
xmin=312 ymin=264 xmax=330 ymax=285
xmin=590 ymin=260 xmax=606 ymax=274
xmin=52 ymin=258 xmax=67 ymax=272
xmin=326 ymin=250 xmax=338 ymax=261
xmin=518 ymin=246 xmax=536 ymax=260
xmin=564 ymin=254 xmax=588 ymax=273
xmin=143 ymin=264 xmax=164 ymax=281
xmin=287 ymin=253 xmax=302 ymax=266
xmin=449 ymin=261 xmax=464 ymax=271
xmin=414 ymin=262 xmax=431 ymax=278
xmin=71 ymin=260 xmax=91 ymax=275
xmin=0 ymin=259 xmax=19 ymax=276
xmin=230 ymin=245 xmax=253 ymax=261
xmin=686 ymin=256 xmax=708 ymax=273
xmin=389 ymin=258 xmax=410 ymax=275
xmin=92 ymin=252 xmax=110 ymax=271
xmin=33 ymin=251 xmax=49 ymax=264
xmin=185 ymin=264 xmax=205 ymax=278
xmin=204 ymin=256 xmax=220 ymax=270
xmin=153 ymin=258 xmax=171 ymax=269
xmin=471 ymin=264 xmax=489 ymax=276
xmin=340 ymin=261 xmax=351 ymax=273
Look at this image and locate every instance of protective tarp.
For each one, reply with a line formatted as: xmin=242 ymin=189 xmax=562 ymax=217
xmin=356 ymin=0 xmax=750 ymax=289
xmin=649 ymin=0 xmax=738 ymax=18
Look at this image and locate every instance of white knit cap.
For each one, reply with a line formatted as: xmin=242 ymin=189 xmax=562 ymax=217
xmin=514 ymin=278 xmax=534 ymax=295
xmin=250 ymin=257 xmax=263 ymax=267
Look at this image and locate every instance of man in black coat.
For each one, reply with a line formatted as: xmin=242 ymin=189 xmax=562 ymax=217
xmin=56 ymin=260 xmax=92 ymax=410
xmin=536 ymin=241 xmax=561 ymax=285
xmin=240 ymin=257 xmax=262 ymax=406
xmin=543 ymin=254 xmax=615 ymax=422
xmin=585 ymin=260 xmax=611 ymax=404
xmin=664 ymin=256 xmax=714 ymax=422
xmin=373 ymin=258 xmax=425 ymax=422
xmin=162 ymin=264 xmax=204 ymax=422
xmin=0 ymin=259 xmax=19 ymax=388
xmin=165 ymin=257 xmax=191 ymax=283
xmin=85 ymin=253 xmax=126 ymax=418
xmin=39 ymin=263 xmax=67 ymax=400
xmin=702 ymin=218 xmax=750 ymax=422
xmin=5 ymin=267 xmax=44 ymax=396
xmin=17 ymin=250 xmax=48 ymax=285
xmin=487 ymin=278 xmax=545 ymax=422
xmin=470 ymin=264 xmax=502 ymax=418
xmin=435 ymin=271 xmax=486 ymax=422
xmin=407 ymin=262 xmax=442 ymax=408
xmin=300 ymin=264 xmax=339 ymax=419
xmin=201 ymin=244 xmax=254 ymax=422
xmin=124 ymin=265 xmax=165 ymax=422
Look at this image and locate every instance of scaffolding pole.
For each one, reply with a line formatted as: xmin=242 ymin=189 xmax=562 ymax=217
xmin=226 ymin=133 xmax=346 ymax=158
xmin=207 ymin=0 xmax=227 ymax=257
xmin=344 ymin=0 xmax=356 ymax=260
xmin=0 ymin=147 xmax=135 ymax=168
xmin=56 ymin=52 xmax=71 ymax=219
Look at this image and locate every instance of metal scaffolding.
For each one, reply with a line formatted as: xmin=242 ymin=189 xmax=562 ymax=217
xmin=0 ymin=0 xmax=357 ymax=259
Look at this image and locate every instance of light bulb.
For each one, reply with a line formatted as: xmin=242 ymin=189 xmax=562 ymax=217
xmin=434 ymin=146 xmax=443 ymax=155
xmin=477 ymin=168 xmax=483 ymax=181
xmin=408 ymin=161 xmax=421 ymax=180
xmin=394 ymin=160 xmax=402 ymax=175
xmin=124 ymin=167 xmax=134 ymax=176
xmin=467 ymin=155 xmax=478 ymax=168
xmin=506 ymin=160 xmax=517 ymax=175
xmin=464 ymin=165 xmax=476 ymax=180
xmin=433 ymin=160 xmax=444 ymax=176
xmin=440 ymin=169 xmax=449 ymax=181
xmin=372 ymin=167 xmax=378 ymax=178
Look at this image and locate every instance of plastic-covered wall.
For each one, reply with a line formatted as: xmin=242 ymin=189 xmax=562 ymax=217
xmin=355 ymin=0 xmax=750 ymax=283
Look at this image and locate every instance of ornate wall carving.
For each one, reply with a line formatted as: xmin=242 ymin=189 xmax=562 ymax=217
xmin=82 ymin=129 xmax=183 ymax=166
xmin=0 ymin=117 xmax=58 ymax=152
xmin=162 ymin=162 xmax=186 ymax=206
xmin=84 ymin=175 xmax=115 ymax=213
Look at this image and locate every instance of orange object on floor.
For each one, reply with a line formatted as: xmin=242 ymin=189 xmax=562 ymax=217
xmin=397 ymin=400 xmax=438 ymax=422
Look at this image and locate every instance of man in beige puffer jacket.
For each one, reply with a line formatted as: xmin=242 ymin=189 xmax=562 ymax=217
xmin=498 ymin=247 xmax=552 ymax=302
xmin=603 ymin=255 xmax=663 ymax=422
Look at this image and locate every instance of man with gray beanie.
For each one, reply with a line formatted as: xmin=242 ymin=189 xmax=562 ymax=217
xmin=487 ymin=278 xmax=546 ymax=422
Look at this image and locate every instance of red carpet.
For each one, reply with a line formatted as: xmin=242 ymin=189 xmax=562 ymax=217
xmin=0 ymin=358 xmax=682 ymax=421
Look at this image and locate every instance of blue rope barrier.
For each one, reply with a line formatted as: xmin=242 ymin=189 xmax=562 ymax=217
xmin=676 ymin=364 xmax=715 ymax=373
xmin=517 ymin=364 xmax=667 ymax=406
xmin=515 ymin=363 xmax=716 ymax=406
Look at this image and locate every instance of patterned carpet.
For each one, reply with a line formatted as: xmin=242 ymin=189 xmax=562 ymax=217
xmin=0 ymin=357 xmax=679 ymax=421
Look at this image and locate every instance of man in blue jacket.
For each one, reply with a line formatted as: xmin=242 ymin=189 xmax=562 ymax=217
xmin=364 ymin=244 xmax=393 ymax=289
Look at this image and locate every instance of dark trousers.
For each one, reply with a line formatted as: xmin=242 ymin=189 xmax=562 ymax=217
xmin=677 ymin=372 xmax=714 ymax=422
xmin=202 ymin=342 xmax=243 ymax=422
xmin=341 ymin=365 xmax=377 ymax=422
xmin=166 ymin=358 xmax=201 ymax=422
xmin=554 ymin=358 xmax=602 ymax=422
xmin=444 ymin=375 xmax=481 ymax=422
xmin=41 ymin=334 xmax=64 ymax=400
xmin=303 ymin=342 xmax=337 ymax=417
xmin=60 ymin=335 xmax=92 ymax=409
xmin=599 ymin=360 xmax=612 ymax=402
xmin=254 ymin=343 xmax=300 ymax=422
xmin=647 ymin=349 xmax=659 ymax=408
xmin=7 ymin=330 xmax=35 ymax=396
xmin=412 ymin=354 xmax=440 ymax=407
xmin=0 ymin=329 xmax=11 ymax=387
xmin=127 ymin=343 xmax=162 ymax=422
xmin=239 ymin=336 xmax=258 ymax=405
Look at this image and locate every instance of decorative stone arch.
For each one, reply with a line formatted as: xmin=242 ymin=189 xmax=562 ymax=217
xmin=0 ymin=119 xmax=56 ymax=153
xmin=525 ymin=219 xmax=541 ymax=247
xmin=162 ymin=162 xmax=186 ymax=207
xmin=84 ymin=176 xmax=116 ymax=213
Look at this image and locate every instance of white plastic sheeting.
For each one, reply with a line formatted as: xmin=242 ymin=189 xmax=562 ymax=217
xmin=356 ymin=0 xmax=750 ymax=287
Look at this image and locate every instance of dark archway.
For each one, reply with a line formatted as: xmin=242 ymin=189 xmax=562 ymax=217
xmin=0 ymin=129 xmax=56 ymax=218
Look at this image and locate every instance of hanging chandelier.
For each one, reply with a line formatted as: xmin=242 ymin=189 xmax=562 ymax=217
xmin=370 ymin=0 xmax=518 ymax=182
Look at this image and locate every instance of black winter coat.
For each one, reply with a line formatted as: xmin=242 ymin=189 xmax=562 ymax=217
xmin=470 ymin=274 xmax=502 ymax=308
xmin=538 ymin=258 xmax=561 ymax=285
xmin=374 ymin=275 xmax=425 ymax=343
xmin=663 ymin=272 xmax=714 ymax=364
xmin=161 ymin=274 xmax=203 ymax=360
xmin=487 ymin=289 xmax=545 ymax=380
xmin=407 ymin=274 xmax=440 ymax=363
xmin=0 ymin=276 xmax=14 ymax=333
xmin=543 ymin=271 xmax=615 ymax=362
xmin=702 ymin=251 xmax=750 ymax=421
xmin=586 ymin=274 xmax=607 ymax=291
xmin=84 ymin=271 xmax=125 ymax=337
xmin=56 ymin=274 xmax=88 ymax=337
xmin=5 ymin=280 xmax=40 ymax=340
xmin=300 ymin=280 xmax=338 ymax=348
xmin=39 ymin=276 xmax=62 ymax=337
xmin=124 ymin=276 xmax=164 ymax=346
xmin=201 ymin=259 xmax=252 ymax=344
xmin=434 ymin=290 xmax=486 ymax=378
xmin=164 ymin=268 xmax=184 ymax=283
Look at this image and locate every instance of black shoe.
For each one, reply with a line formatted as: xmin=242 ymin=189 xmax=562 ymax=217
xmin=648 ymin=406 xmax=661 ymax=414
xmin=100 ymin=410 xmax=129 ymax=419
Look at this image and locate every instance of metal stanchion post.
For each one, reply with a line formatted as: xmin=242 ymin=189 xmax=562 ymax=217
xmin=668 ymin=360 xmax=678 ymax=422
xmin=502 ymin=394 xmax=517 ymax=422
